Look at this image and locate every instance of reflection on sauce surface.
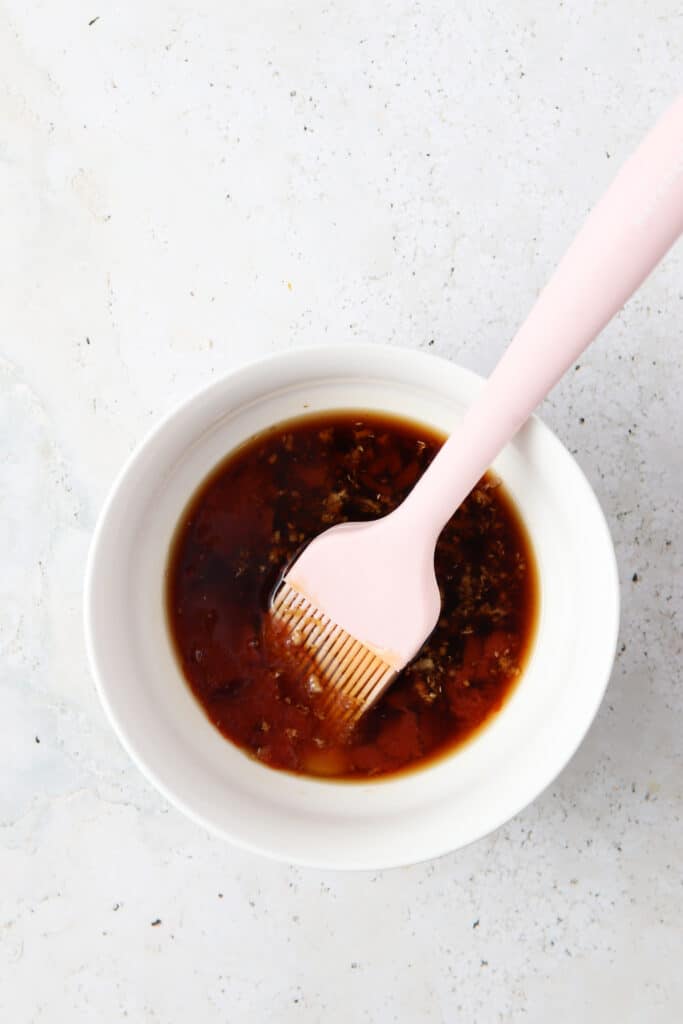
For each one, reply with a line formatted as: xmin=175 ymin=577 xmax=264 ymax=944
xmin=166 ymin=412 xmax=538 ymax=779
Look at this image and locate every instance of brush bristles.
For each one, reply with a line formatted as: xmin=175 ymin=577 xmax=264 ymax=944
xmin=271 ymin=580 xmax=396 ymax=726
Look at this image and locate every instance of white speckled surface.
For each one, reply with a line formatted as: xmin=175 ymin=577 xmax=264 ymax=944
xmin=1 ymin=1 xmax=681 ymax=1020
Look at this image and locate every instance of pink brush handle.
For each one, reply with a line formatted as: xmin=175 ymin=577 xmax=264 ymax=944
xmin=398 ymin=95 xmax=683 ymax=540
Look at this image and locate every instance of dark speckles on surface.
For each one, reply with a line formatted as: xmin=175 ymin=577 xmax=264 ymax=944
xmin=3 ymin=5 xmax=682 ymax=1021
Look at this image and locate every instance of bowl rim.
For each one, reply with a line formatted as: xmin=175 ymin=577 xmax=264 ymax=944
xmin=84 ymin=343 xmax=620 ymax=869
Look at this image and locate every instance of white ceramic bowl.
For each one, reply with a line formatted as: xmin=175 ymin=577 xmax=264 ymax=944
xmin=84 ymin=344 xmax=619 ymax=869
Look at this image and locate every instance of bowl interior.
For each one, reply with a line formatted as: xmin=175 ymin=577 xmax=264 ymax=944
xmin=85 ymin=346 xmax=619 ymax=869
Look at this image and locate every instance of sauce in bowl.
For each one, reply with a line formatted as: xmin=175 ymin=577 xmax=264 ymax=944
xmin=166 ymin=411 xmax=538 ymax=779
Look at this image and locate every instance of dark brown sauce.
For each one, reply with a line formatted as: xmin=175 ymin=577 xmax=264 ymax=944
xmin=166 ymin=411 xmax=538 ymax=779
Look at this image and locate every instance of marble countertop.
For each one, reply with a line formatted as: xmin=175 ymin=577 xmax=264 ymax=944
xmin=2 ymin=2 xmax=681 ymax=1020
